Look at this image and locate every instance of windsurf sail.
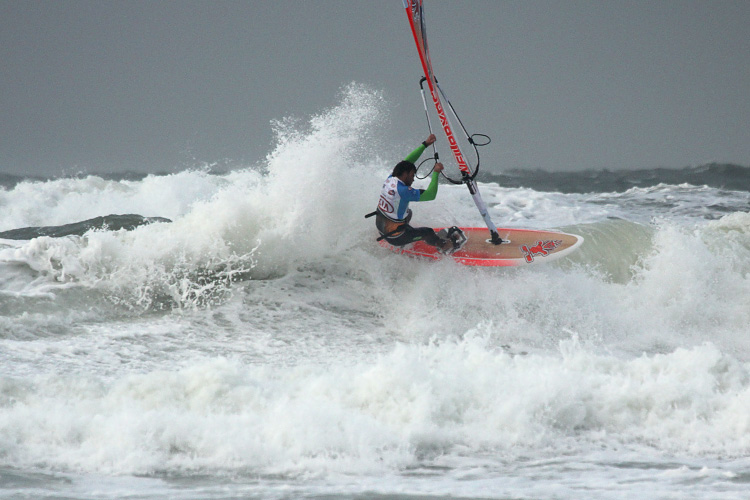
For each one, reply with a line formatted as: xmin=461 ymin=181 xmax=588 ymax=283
xmin=403 ymin=0 xmax=503 ymax=244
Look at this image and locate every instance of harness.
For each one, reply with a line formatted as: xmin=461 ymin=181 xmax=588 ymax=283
xmin=365 ymin=210 xmax=406 ymax=241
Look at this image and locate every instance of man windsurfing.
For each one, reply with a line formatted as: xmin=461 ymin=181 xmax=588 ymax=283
xmin=374 ymin=134 xmax=465 ymax=253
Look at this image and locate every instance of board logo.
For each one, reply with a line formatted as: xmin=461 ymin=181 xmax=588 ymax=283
xmin=521 ymin=240 xmax=562 ymax=263
xmin=378 ymin=196 xmax=394 ymax=214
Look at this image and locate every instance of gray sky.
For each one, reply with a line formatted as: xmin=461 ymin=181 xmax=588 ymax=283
xmin=2 ymin=0 xmax=749 ymax=176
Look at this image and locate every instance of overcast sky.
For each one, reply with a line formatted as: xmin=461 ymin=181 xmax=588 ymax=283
xmin=2 ymin=0 xmax=749 ymax=177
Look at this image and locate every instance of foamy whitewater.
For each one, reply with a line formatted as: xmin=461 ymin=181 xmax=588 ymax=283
xmin=2 ymin=85 xmax=750 ymax=499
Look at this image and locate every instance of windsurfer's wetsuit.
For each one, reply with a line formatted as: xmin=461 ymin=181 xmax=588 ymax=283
xmin=375 ymin=143 xmax=446 ymax=248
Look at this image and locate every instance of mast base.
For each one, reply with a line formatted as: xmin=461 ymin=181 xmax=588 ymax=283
xmin=489 ymin=231 xmax=507 ymax=245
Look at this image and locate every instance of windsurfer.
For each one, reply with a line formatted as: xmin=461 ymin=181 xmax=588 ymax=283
xmin=375 ymin=134 xmax=465 ymax=253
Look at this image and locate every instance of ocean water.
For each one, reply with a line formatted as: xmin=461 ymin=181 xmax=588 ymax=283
xmin=2 ymin=86 xmax=750 ymax=499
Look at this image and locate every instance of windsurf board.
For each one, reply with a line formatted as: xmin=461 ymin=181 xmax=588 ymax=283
xmin=379 ymin=227 xmax=583 ymax=267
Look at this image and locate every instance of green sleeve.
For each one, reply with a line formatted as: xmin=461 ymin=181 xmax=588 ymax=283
xmin=419 ymin=171 xmax=440 ymax=201
xmin=404 ymin=143 xmax=427 ymax=164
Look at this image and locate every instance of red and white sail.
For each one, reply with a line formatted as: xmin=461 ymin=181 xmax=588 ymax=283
xmin=402 ymin=0 xmax=501 ymax=242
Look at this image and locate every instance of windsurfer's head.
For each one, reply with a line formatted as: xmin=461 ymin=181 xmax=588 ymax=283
xmin=391 ymin=160 xmax=417 ymax=180
xmin=392 ymin=161 xmax=417 ymax=185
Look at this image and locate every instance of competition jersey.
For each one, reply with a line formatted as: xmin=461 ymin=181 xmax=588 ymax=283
xmin=377 ymin=176 xmax=422 ymax=222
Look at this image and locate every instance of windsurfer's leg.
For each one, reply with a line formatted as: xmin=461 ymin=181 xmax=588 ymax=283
xmin=386 ymin=225 xmax=447 ymax=249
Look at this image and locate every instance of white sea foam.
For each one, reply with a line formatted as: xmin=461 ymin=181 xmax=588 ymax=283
xmin=2 ymin=337 xmax=750 ymax=478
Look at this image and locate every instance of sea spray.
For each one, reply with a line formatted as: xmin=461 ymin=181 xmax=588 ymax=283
xmin=0 ymin=84 xmax=390 ymax=310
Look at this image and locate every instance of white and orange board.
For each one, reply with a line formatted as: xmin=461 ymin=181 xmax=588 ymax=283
xmin=379 ymin=227 xmax=583 ymax=267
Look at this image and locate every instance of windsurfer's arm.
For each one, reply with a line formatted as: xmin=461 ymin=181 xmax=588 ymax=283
xmin=418 ymin=162 xmax=443 ymax=201
xmin=403 ymin=134 xmax=437 ymax=163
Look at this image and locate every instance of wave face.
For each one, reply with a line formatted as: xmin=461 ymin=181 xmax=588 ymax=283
xmin=2 ymin=84 xmax=750 ymax=500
